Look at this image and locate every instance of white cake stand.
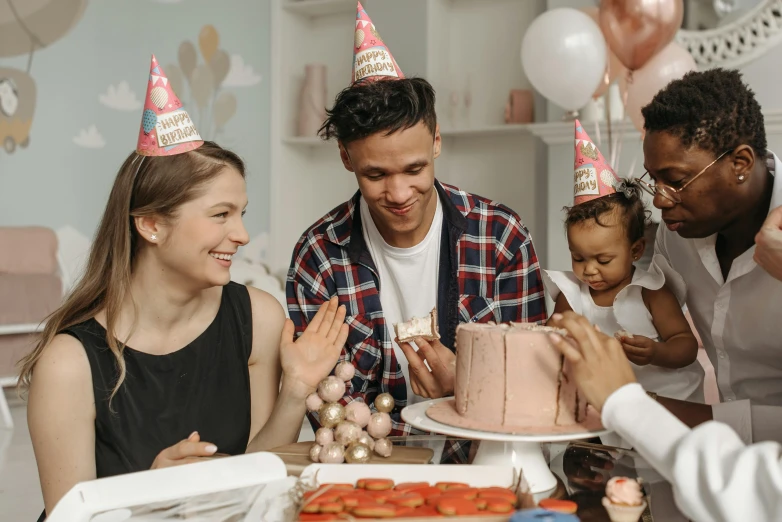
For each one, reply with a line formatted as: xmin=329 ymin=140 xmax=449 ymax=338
xmin=401 ymin=398 xmax=610 ymax=496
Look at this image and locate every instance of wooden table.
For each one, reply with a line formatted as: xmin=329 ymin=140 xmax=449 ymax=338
xmin=269 ymin=441 xmax=435 ymax=476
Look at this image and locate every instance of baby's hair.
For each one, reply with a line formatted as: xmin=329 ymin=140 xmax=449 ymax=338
xmin=564 ymin=182 xmax=650 ymax=244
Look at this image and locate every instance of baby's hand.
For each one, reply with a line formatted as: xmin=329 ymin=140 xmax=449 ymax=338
xmin=617 ymin=334 xmax=656 ymax=366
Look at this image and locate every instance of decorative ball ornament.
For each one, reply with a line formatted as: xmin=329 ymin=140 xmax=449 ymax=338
xmin=374 ymin=392 xmax=395 ymax=413
xmin=317 ymin=376 xmax=346 ymax=403
xmin=309 ymin=443 xmax=322 ymax=462
xmin=367 ymin=412 xmax=392 ymax=439
xmin=334 ymin=420 xmax=362 ymax=445
xmin=318 ymin=402 xmax=346 ymax=429
xmin=345 ymin=442 xmax=372 ymax=464
xmin=374 ymin=438 xmax=393 ymax=458
xmin=345 ymin=400 xmax=371 ymax=427
xmin=305 ymin=392 xmax=323 ymax=412
xmin=357 ymin=431 xmax=375 ymax=450
xmin=319 ymin=442 xmax=345 ymax=463
xmin=334 ymin=361 xmax=356 ymax=382
xmin=315 ymin=427 xmax=334 ymax=446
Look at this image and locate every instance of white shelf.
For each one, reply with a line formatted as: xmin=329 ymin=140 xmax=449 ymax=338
xmin=283 ymin=136 xmax=329 ymax=147
xmin=526 ymin=111 xmax=782 ymax=146
xmin=282 ymin=0 xmax=359 ymax=18
xmin=440 ymin=124 xmax=531 ymax=138
xmin=527 ymin=119 xmax=641 ymax=146
xmin=282 ymin=124 xmax=533 ymax=147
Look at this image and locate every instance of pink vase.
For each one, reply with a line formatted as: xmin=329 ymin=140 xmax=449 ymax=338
xmin=504 ymin=89 xmax=534 ymax=124
xmin=297 ymin=64 xmax=328 ymax=137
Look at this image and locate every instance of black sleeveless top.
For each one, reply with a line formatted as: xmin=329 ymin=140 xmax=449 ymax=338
xmin=65 ymin=281 xmax=253 ymax=478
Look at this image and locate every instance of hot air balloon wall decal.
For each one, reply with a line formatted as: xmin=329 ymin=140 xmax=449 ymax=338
xmin=0 ymin=0 xmax=88 ymax=154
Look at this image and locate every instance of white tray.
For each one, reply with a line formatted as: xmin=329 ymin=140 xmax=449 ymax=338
xmin=47 ymin=452 xmax=294 ymax=522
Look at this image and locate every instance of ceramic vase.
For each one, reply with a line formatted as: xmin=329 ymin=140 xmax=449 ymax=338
xmin=297 ymin=64 xmax=327 ymax=137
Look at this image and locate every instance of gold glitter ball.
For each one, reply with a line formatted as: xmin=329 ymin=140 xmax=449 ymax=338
xmin=319 ymin=442 xmax=345 ymax=463
xmin=309 ymin=443 xmax=322 ymax=463
xmin=334 ymin=420 xmax=362 ymax=445
xmin=374 ymin=393 xmax=395 ymax=413
xmin=357 ymin=431 xmax=375 ymax=450
xmin=345 ymin=442 xmax=372 ymax=464
xmin=318 ymin=402 xmax=346 ymax=429
xmin=374 ymin=438 xmax=393 ymax=458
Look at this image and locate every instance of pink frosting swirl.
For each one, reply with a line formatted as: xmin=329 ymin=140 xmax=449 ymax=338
xmin=605 ymin=476 xmax=643 ymax=506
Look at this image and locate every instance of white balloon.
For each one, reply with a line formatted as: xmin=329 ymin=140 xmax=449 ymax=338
xmin=521 ymin=8 xmax=607 ymax=112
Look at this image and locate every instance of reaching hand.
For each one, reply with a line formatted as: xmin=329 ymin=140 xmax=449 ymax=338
xmin=397 ymin=337 xmax=455 ymax=399
xmin=150 ymin=431 xmax=219 ymax=469
xmin=617 ymin=334 xmax=656 ymax=366
xmin=279 ymin=297 xmax=349 ymax=400
xmin=547 ymin=312 xmax=637 ymax=412
xmin=754 ymin=205 xmax=782 ymax=282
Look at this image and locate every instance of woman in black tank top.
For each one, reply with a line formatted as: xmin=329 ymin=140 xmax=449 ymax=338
xmin=18 ymin=141 xmax=348 ymax=521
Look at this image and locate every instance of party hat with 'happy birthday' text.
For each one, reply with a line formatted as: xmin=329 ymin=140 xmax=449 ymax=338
xmin=352 ymin=1 xmax=404 ymax=85
xmin=136 ymin=54 xmax=203 ymax=156
xmin=573 ymin=119 xmax=621 ymax=205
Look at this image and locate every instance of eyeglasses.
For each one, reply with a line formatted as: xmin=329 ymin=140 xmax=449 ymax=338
xmin=635 ymin=149 xmax=731 ymax=204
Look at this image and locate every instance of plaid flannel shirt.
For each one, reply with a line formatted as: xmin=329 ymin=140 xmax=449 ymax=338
xmin=286 ymin=181 xmax=547 ymax=464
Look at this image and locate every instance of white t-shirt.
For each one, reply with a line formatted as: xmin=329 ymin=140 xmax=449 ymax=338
xmin=359 ymin=195 xmax=443 ymax=405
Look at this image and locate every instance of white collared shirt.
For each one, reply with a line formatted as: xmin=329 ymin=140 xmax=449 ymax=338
xmin=655 ymin=151 xmax=782 ymax=444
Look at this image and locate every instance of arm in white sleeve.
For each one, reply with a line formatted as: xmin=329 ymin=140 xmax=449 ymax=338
xmin=603 ymin=383 xmax=782 ymax=522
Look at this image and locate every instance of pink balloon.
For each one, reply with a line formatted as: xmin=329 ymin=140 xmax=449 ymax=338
xmin=620 ymin=42 xmax=696 ymax=132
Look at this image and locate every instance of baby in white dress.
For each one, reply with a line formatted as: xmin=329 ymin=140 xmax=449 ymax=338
xmin=545 ymin=121 xmax=704 ymax=403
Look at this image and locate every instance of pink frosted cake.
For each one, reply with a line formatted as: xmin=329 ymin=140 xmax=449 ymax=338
xmin=426 ymin=322 xmax=600 ymax=433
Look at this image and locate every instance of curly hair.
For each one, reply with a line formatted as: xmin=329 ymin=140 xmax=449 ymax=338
xmin=641 ymin=68 xmax=766 ymax=157
xmin=319 ymin=78 xmax=437 ymax=144
xmin=565 ymin=184 xmax=650 ymax=244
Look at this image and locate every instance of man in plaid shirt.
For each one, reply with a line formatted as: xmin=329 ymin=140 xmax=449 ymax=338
xmin=287 ymin=25 xmax=546 ymax=464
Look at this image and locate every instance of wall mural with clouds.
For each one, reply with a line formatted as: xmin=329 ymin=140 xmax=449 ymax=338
xmin=0 ymin=0 xmax=271 ymax=243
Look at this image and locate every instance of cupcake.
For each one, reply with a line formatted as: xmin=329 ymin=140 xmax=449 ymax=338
xmin=602 ymin=476 xmax=646 ymax=522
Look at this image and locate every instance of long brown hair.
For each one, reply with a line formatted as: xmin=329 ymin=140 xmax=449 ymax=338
xmin=17 ymin=141 xmax=246 ymax=403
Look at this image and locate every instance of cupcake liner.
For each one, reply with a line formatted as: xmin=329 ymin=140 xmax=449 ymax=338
xmin=602 ymin=497 xmax=647 ymax=522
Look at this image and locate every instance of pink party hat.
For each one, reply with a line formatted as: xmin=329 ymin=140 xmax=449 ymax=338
xmin=352 ymin=1 xmax=404 ymax=84
xmin=573 ymin=120 xmax=621 ymax=205
xmin=136 ymin=54 xmax=203 ymax=156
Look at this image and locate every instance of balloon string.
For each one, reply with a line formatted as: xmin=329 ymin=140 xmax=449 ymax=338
xmin=611 ymin=70 xmax=633 ymax=170
xmin=605 ymin=91 xmax=612 ymax=161
xmin=595 ymin=120 xmax=602 ymax=148
xmin=603 ymin=44 xmax=612 ymax=160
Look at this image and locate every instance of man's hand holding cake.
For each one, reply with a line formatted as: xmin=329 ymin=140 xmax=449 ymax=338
xmin=394 ymin=309 xmax=456 ymax=400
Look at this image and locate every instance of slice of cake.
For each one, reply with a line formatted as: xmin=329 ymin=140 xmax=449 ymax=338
xmin=394 ymin=308 xmax=440 ymax=343
xmin=454 ymin=322 xmax=588 ymax=427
